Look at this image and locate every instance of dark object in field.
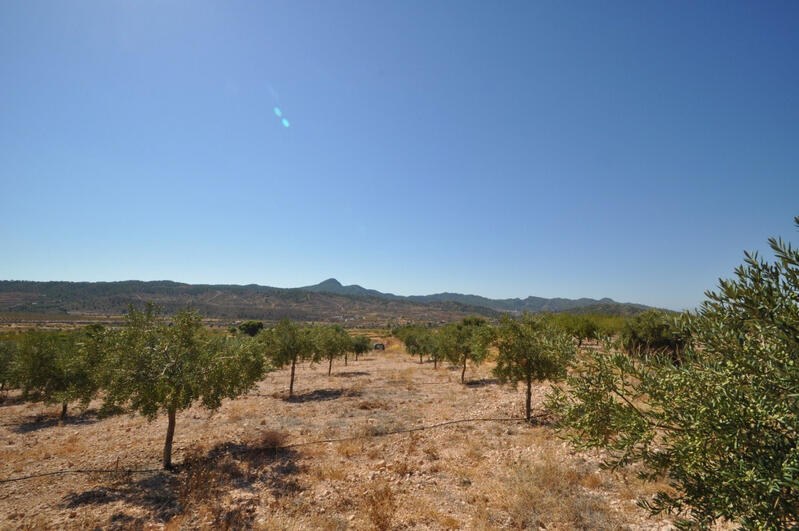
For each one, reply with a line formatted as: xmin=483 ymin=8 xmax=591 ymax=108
xmin=372 ymin=343 xmax=385 ymax=351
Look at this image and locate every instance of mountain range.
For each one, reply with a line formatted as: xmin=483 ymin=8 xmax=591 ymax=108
xmin=0 ymin=278 xmax=651 ymax=326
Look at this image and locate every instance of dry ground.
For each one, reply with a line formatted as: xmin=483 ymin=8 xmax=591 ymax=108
xmin=0 ymin=338 xmax=674 ymax=530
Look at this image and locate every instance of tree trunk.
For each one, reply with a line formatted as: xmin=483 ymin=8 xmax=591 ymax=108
xmin=60 ymin=402 xmax=68 ymax=420
xmin=328 ymin=356 xmax=333 ymax=376
xmin=289 ymin=357 xmax=297 ymax=397
xmin=434 ymin=358 xmax=438 ymax=369
xmin=525 ymin=374 xmax=532 ymax=421
xmin=163 ymin=406 xmax=177 ymax=470
xmin=345 ymin=352 xmax=348 ymax=366
xmin=419 ymin=354 xmax=423 ymax=364
xmin=461 ymin=358 xmax=467 ymax=384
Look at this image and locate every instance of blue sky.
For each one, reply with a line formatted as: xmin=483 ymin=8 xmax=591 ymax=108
xmin=1 ymin=1 xmax=797 ymax=310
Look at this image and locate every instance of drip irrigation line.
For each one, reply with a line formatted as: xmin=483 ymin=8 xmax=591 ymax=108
xmin=0 ymin=415 xmax=539 ymax=484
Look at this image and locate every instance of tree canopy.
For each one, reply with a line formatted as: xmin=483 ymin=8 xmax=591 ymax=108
xmin=104 ymin=305 xmax=269 ymax=468
xmin=493 ymin=314 xmax=575 ymax=420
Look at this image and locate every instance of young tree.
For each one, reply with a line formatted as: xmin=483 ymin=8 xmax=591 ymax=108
xmin=548 ymin=218 xmax=799 ymax=528
xmin=313 ymin=325 xmax=350 ymax=376
xmin=351 ymin=334 xmax=371 ymax=361
xmin=401 ymin=328 xmax=436 ymax=365
xmin=265 ymin=319 xmax=313 ymax=396
xmin=437 ymin=316 xmax=491 ymax=383
xmin=493 ymin=314 xmax=575 ymax=420
xmin=104 ymin=305 xmax=269 ymax=469
xmin=13 ymin=328 xmax=101 ymax=419
xmin=238 ymin=320 xmax=264 ymax=337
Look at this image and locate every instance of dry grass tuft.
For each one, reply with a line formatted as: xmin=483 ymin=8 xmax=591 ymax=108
xmin=365 ymin=480 xmax=397 ymax=531
xmin=336 ymin=438 xmax=364 ymax=458
xmin=251 ymin=429 xmax=289 ymax=451
xmin=358 ymin=399 xmax=388 ymax=410
xmin=495 ymin=455 xmax=622 ymax=530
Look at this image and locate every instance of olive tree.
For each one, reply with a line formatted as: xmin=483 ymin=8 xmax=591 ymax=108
xmin=13 ymin=328 xmax=103 ymax=419
xmin=437 ymin=316 xmax=491 ymax=383
xmin=264 ymin=319 xmax=313 ymax=396
xmin=313 ymin=325 xmax=350 ymax=376
xmin=547 ymin=219 xmax=799 ymax=528
xmin=494 ymin=314 xmax=575 ymax=420
xmin=104 ymin=305 xmax=268 ymax=469
xmin=620 ymin=309 xmax=687 ymax=360
xmin=351 ymin=334 xmax=371 ymax=361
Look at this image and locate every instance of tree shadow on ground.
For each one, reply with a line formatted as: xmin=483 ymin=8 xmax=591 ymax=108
xmin=335 ymin=371 xmax=370 ymax=378
xmin=465 ymin=378 xmax=500 ymax=388
xmin=11 ymin=409 xmax=99 ymax=433
xmin=283 ymin=388 xmax=362 ymax=403
xmin=0 ymin=392 xmax=26 ymax=408
xmin=62 ymin=470 xmax=180 ymax=524
xmin=62 ymin=435 xmax=304 ymax=529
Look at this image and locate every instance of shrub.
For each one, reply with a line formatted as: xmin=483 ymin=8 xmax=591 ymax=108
xmin=238 ymin=320 xmax=264 ymax=337
xmin=619 ymin=310 xmax=687 ymax=360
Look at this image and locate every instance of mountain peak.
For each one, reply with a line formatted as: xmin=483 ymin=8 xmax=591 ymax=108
xmin=318 ymin=278 xmax=343 ymax=288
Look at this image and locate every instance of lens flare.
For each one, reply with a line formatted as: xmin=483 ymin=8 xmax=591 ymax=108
xmin=282 ymin=118 xmax=290 ymax=128
xmin=274 ymin=107 xmax=282 ymax=117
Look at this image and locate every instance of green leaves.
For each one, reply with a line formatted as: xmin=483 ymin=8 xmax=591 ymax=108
xmin=102 ymin=305 xmax=272 ymax=467
xmin=493 ymin=314 xmax=575 ymax=386
xmin=105 ymin=305 xmax=269 ymax=419
xmin=12 ymin=328 xmax=101 ymax=413
xmin=548 ymin=219 xmax=799 ymax=528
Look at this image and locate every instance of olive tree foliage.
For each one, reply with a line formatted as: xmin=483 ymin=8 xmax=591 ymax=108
xmin=437 ymin=316 xmax=491 ymax=383
xmin=104 ymin=305 xmax=269 ymax=469
xmin=263 ymin=319 xmax=313 ymax=396
xmin=547 ymin=219 xmax=799 ymax=529
xmin=394 ymin=326 xmax=434 ymax=364
xmin=13 ymin=327 xmax=106 ymax=419
xmin=0 ymin=339 xmax=18 ymax=392
xmin=313 ymin=324 xmax=350 ymax=376
xmin=238 ymin=320 xmax=264 ymax=337
xmin=568 ymin=315 xmax=599 ymax=347
xmin=493 ymin=314 xmax=575 ymax=420
xmin=619 ymin=310 xmax=687 ymax=360
xmin=351 ymin=334 xmax=371 ymax=361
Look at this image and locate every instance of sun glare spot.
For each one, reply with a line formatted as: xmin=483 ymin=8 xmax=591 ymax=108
xmin=282 ymin=118 xmax=290 ymax=128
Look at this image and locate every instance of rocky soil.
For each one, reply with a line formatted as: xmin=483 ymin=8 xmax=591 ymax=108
xmin=1 ymin=338 xmax=674 ymax=530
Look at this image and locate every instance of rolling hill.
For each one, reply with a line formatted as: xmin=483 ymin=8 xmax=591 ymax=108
xmin=0 ymin=278 xmax=654 ymax=325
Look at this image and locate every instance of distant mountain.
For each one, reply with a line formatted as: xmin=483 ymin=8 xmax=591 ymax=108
xmin=298 ymin=279 xmax=653 ymax=315
xmin=0 ymin=278 xmax=655 ymax=325
xmin=0 ymin=280 xmax=497 ymax=325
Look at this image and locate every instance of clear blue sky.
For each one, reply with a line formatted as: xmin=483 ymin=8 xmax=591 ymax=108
xmin=1 ymin=1 xmax=797 ymax=310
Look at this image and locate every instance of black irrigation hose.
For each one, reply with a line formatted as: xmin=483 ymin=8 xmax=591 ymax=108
xmin=0 ymin=416 xmax=537 ymax=485
xmin=0 ymin=467 xmax=162 ymax=484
